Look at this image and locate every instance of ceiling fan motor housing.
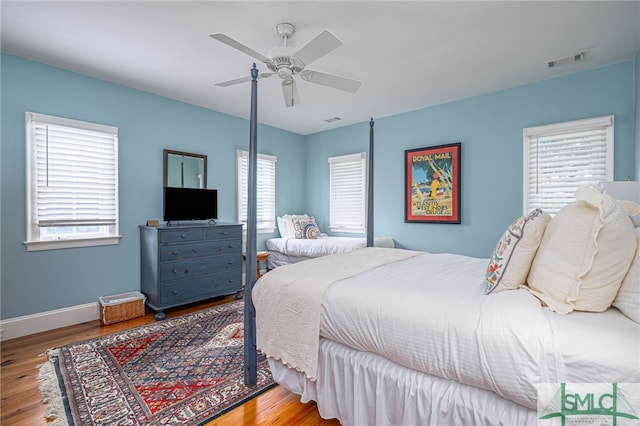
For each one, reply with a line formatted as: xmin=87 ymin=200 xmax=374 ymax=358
xmin=266 ymin=46 xmax=305 ymax=80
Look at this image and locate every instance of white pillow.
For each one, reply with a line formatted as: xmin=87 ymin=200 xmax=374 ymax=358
xmin=527 ymin=186 xmax=639 ymax=314
xmin=484 ymin=208 xmax=551 ymax=294
xmin=277 ymin=216 xmax=287 ymax=237
xmin=612 ymin=226 xmax=640 ymax=323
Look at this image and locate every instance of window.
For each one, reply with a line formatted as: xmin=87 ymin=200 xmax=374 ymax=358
xmin=236 ymin=150 xmax=276 ymax=233
xmin=25 ymin=112 xmax=120 ymax=251
xmin=329 ymin=152 xmax=366 ymax=233
xmin=523 ymin=115 xmax=614 ymax=215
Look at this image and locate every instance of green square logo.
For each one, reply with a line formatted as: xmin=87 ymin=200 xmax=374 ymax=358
xmin=538 ymin=383 xmax=640 ymax=425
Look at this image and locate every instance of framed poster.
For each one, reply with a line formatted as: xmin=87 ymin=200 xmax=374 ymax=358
xmin=405 ymin=142 xmax=461 ymax=223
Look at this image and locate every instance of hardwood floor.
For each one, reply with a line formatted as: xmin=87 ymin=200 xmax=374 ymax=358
xmin=0 ymin=296 xmax=340 ymax=425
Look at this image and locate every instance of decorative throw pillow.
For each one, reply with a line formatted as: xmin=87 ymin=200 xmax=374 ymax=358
xmin=612 ymin=226 xmax=640 ymax=323
xmin=278 ymin=214 xmax=310 ymax=238
xmin=526 ymin=186 xmax=640 ymax=314
xmin=484 ymin=208 xmax=551 ymax=294
xmin=292 ymin=216 xmax=321 ymax=239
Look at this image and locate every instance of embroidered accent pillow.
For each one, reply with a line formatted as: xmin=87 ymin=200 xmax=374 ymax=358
xmin=278 ymin=214 xmax=310 ymax=238
xmin=612 ymin=226 xmax=640 ymax=323
xmin=292 ymin=216 xmax=321 ymax=239
xmin=527 ymin=186 xmax=639 ymax=314
xmin=484 ymin=208 xmax=551 ymax=294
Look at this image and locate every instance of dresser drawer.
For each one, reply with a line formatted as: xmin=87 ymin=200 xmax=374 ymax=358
xmin=159 ymin=253 xmax=241 ymax=281
xmin=159 ymin=228 xmax=205 ymax=244
xmin=160 ymin=240 xmax=241 ymax=261
xmin=206 ymin=226 xmax=242 ymax=241
xmin=160 ymin=272 xmax=241 ymax=304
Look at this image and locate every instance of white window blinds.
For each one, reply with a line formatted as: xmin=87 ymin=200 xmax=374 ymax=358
xmin=523 ymin=115 xmax=614 ymax=215
xmin=25 ymin=112 xmax=119 ymax=251
xmin=237 ymin=150 xmax=276 ymax=232
xmin=329 ymin=152 xmax=366 ymax=233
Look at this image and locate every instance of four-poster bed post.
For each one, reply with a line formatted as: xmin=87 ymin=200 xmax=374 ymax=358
xmin=242 ymin=64 xmax=375 ymax=385
xmin=244 ymin=63 xmax=259 ymax=386
xmin=367 ymin=118 xmax=374 ymax=247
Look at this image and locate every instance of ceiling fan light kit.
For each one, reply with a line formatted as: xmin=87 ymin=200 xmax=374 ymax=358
xmin=210 ymin=22 xmax=361 ymax=107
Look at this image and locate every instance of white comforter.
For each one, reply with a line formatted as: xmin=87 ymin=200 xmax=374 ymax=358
xmin=254 ymin=248 xmax=640 ymax=411
xmin=266 ymin=235 xmax=394 ymax=258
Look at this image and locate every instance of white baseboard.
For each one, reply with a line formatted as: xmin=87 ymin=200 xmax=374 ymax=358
xmin=0 ymin=302 xmax=100 ymax=341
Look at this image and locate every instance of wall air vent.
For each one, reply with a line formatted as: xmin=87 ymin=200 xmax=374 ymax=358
xmin=325 ymin=117 xmax=342 ymax=123
xmin=548 ymin=52 xmax=586 ymax=68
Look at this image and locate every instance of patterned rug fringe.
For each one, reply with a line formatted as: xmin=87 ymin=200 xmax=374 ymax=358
xmin=37 ymin=349 xmax=70 ymax=426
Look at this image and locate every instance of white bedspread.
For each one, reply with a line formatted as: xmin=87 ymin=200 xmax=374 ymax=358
xmin=266 ymin=235 xmax=394 ymax=258
xmin=253 ymin=247 xmax=420 ymax=380
xmin=320 ymin=252 xmax=640 ymax=410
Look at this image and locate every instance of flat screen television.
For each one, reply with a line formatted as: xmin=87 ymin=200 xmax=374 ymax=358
xmin=163 ymin=187 xmax=218 ymax=222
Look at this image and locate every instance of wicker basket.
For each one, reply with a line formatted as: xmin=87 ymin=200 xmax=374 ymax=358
xmin=98 ymin=291 xmax=146 ymax=325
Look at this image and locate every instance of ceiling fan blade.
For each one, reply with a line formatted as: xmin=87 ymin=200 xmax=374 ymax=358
xmin=281 ymin=79 xmax=300 ymax=108
xmin=292 ymin=30 xmax=342 ymax=66
xmin=215 ymin=72 xmax=275 ymax=87
xmin=216 ymin=76 xmax=251 ymax=87
xmin=209 ymin=33 xmax=271 ymax=63
xmin=300 ymin=70 xmax=361 ymax=93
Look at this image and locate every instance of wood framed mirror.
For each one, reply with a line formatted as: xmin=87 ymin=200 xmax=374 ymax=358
xmin=163 ymin=149 xmax=207 ymax=188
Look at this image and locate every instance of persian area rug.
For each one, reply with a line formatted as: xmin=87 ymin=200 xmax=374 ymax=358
xmin=38 ymin=300 xmax=274 ymax=425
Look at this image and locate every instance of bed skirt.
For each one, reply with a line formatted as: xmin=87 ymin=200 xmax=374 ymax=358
xmin=269 ymin=338 xmax=537 ymax=426
xmin=267 ymin=250 xmax=312 ymax=269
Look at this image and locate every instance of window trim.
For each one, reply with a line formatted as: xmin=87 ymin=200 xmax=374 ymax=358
xmin=236 ymin=149 xmax=277 ymax=234
xmin=24 ymin=112 xmax=121 ymax=251
xmin=328 ymin=152 xmax=366 ymax=234
xmin=522 ymin=115 xmax=614 ymax=215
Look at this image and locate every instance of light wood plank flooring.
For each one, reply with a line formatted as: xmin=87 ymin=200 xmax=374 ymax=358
xmin=1 ymin=296 xmax=340 ymax=425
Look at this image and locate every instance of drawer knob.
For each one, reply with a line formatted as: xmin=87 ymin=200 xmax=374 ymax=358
xmin=180 ymin=234 xmax=186 ymax=239
xmin=172 ymin=251 xmax=178 ymax=255
xmin=192 ymin=249 xmax=197 ymax=253
xmin=184 ymin=268 xmax=189 ymax=274
xmin=222 ymin=231 xmax=228 ymax=235
xmin=172 ymin=269 xmax=178 ymax=274
xmin=172 ymin=290 xmax=178 ymax=295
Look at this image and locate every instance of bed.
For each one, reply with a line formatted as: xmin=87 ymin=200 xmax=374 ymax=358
xmin=267 ymin=214 xmax=394 ymax=269
xmin=252 ymin=186 xmax=640 ymax=425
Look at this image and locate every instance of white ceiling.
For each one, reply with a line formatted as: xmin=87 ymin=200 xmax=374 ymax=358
xmin=2 ymin=1 xmax=639 ymax=135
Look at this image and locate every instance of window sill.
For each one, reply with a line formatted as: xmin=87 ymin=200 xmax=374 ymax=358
xmin=329 ymin=227 xmax=366 ymax=234
xmin=24 ymin=235 xmax=122 ymax=252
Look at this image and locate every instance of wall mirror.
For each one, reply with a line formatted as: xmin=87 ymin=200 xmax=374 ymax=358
xmin=163 ymin=149 xmax=207 ymax=188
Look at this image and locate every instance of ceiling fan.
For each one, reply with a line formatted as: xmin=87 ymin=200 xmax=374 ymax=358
xmin=210 ymin=23 xmax=361 ymax=107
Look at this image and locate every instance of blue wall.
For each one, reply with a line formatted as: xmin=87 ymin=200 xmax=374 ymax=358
xmin=0 ymin=54 xmax=305 ymax=319
xmin=306 ymin=61 xmax=637 ymax=258
xmin=1 ymin=54 xmax=637 ymax=319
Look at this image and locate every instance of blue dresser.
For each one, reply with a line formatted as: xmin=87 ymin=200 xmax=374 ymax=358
xmin=139 ymin=223 xmax=243 ymax=320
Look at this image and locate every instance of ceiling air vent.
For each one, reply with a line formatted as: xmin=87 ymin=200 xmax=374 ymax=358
xmin=325 ymin=117 xmax=342 ymax=123
xmin=548 ymin=52 xmax=586 ymax=68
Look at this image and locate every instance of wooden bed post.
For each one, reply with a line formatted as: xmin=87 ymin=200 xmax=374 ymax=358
xmin=244 ymin=63 xmax=259 ymax=386
xmin=367 ymin=118 xmax=375 ymax=247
